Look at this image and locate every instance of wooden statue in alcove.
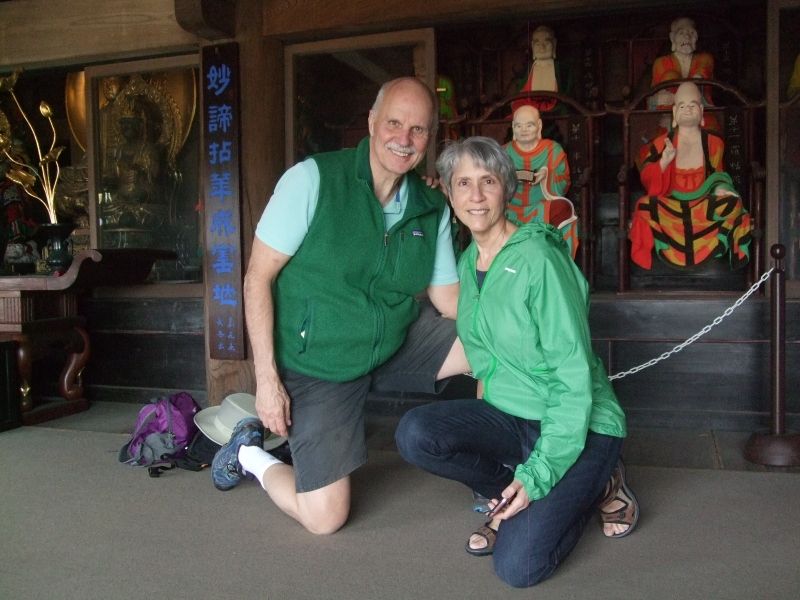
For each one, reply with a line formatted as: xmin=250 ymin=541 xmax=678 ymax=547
xmin=504 ymin=104 xmax=578 ymax=258
xmin=513 ymin=25 xmax=574 ymax=115
xmin=630 ymin=82 xmax=751 ymax=270
xmin=648 ymin=17 xmax=718 ymax=133
xmin=102 ymin=98 xmax=168 ymax=230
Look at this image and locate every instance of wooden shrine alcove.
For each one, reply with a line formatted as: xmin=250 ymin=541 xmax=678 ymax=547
xmin=609 ymin=76 xmax=765 ymax=293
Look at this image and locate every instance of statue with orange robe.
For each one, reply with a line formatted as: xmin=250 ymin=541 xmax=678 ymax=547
xmin=647 ymin=17 xmax=719 ymax=134
xmin=630 ymin=82 xmax=751 ymax=270
xmin=649 ymin=17 xmax=714 ymax=110
xmin=504 ymin=104 xmax=578 ymax=258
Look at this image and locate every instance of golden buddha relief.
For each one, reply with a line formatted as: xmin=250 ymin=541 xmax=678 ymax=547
xmin=65 ymin=67 xmax=198 ymax=257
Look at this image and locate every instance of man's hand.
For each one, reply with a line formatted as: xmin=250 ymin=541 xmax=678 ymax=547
xmin=533 ymin=168 xmax=547 ymax=185
xmin=660 ymin=137 xmax=677 ymax=171
xmin=244 ymin=239 xmax=294 ymax=437
xmin=422 ymin=175 xmax=442 ymax=191
xmin=255 ymin=375 xmax=292 ymax=437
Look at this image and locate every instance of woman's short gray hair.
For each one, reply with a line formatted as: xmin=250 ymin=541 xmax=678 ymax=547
xmin=436 ymin=136 xmax=517 ymax=202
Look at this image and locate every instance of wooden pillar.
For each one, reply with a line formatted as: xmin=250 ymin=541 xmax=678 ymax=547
xmin=201 ymin=0 xmax=284 ymax=405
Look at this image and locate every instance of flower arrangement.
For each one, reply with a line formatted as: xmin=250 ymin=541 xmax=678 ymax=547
xmin=0 ymin=71 xmax=64 ymax=224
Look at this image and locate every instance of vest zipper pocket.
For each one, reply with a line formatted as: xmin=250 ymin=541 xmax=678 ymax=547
xmin=298 ymin=318 xmax=308 ymax=353
xmin=298 ymin=301 xmax=312 ymax=354
xmin=392 ymin=231 xmax=406 ymax=276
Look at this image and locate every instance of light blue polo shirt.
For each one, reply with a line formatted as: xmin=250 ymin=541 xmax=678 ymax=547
xmin=256 ymin=159 xmax=459 ymax=286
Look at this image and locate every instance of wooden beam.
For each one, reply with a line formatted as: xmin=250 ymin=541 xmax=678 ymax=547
xmin=0 ymin=0 xmax=199 ymax=69
xmin=261 ymin=0 xmax=681 ymax=40
xmin=174 ymin=0 xmax=236 ymax=40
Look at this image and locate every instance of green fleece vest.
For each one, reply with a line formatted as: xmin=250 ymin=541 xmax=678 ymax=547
xmin=273 ymin=137 xmax=446 ymax=382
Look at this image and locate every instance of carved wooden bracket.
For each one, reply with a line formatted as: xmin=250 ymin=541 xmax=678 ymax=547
xmin=175 ymin=0 xmax=235 ymax=40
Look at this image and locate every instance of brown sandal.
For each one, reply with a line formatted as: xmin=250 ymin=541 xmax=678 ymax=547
xmin=598 ymin=458 xmax=639 ymax=539
xmin=465 ymin=523 xmax=498 ymax=556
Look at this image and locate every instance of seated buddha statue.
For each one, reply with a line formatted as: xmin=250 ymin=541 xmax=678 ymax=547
xmin=101 ymin=100 xmax=168 ymax=231
xmin=504 ymin=104 xmax=578 ymax=258
xmin=630 ymin=82 xmax=752 ymax=270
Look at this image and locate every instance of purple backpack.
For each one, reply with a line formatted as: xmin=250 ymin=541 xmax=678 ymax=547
xmin=119 ymin=392 xmax=199 ymax=467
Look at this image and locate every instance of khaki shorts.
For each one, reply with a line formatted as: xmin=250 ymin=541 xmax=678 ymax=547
xmin=282 ymin=302 xmax=457 ymax=492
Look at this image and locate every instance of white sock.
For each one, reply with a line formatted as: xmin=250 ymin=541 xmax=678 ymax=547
xmin=238 ymin=445 xmax=283 ymax=489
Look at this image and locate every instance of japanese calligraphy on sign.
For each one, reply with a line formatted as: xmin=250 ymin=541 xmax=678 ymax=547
xmin=202 ymin=43 xmax=245 ymax=360
xmin=566 ymin=116 xmax=588 ymax=189
xmin=724 ymin=108 xmax=745 ymax=192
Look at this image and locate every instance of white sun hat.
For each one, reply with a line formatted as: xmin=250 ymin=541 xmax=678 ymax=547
xmin=194 ymin=392 xmax=286 ymax=450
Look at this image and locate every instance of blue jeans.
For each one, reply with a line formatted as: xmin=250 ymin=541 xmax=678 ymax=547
xmin=395 ymin=399 xmax=622 ymax=588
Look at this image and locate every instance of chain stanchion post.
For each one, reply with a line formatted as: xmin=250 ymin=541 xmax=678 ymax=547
xmin=744 ymin=244 xmax=800 ymax=466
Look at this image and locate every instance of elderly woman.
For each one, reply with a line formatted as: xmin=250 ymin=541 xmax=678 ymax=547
xmin=395 ymin=136 xmax=636 ymax=588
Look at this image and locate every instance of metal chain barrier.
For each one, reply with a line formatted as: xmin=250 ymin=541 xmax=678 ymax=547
xmin=608 ymin=268 xmax=775 ymax=381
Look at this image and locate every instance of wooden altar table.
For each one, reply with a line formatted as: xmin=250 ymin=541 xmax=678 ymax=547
xmin=0 ymin=249 xmax=175 ymax=425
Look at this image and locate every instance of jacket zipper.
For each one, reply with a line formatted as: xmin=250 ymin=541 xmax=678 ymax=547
xmin=470 ymin=237 xmax=515 ymax=398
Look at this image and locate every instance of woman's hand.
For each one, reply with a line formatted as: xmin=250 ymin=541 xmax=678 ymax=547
xmin=488 ymin=479 xmax=530 ymax=521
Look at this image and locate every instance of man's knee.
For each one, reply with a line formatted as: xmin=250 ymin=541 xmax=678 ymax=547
xmin=303 ymin=508 xmax=348 ymax=535
xmin=297 ymin=479 xmax=351 ymax=535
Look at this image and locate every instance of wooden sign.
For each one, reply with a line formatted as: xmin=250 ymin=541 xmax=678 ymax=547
xmin=201 ymin=42 xmax=245 ymax=360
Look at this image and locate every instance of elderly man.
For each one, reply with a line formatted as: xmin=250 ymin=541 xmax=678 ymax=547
xmin=631 ymin=81 xmax=751 ymax=270
xmin=212 ymin=77 xmax=468 ymax=535
xmin=505 ymin=104 xmax=578 ymax=257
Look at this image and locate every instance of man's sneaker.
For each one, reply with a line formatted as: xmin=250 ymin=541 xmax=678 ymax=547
xmin=211 ymin=417 xmax=264 ymax=491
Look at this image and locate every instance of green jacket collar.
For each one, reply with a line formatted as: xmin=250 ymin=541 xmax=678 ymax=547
xmin=465 ymin=222 xmax=565 ymax=263
xmin=355 ymin=136 xmax=374 ymax=186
